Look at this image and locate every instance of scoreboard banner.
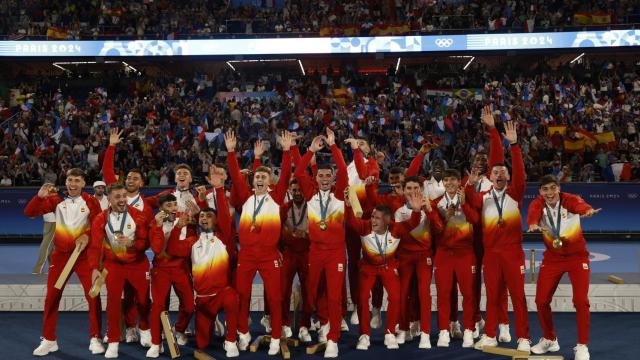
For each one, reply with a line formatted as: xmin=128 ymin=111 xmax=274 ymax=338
xmin=0 ymin=29 xmax=638 ymax=57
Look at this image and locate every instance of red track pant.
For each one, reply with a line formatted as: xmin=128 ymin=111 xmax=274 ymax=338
xmin=398 ymin=251 xmax=432 ymax=333
xmin=535 ymin=255 xmax=590 ymax=344
xmin=149 ymin=266 xmax=195 ymax=345
xmin=304 ymin=248 xmax=345 ymax=342
xmin=347 ymin=228 xmax=383 ymax=310
xmin=483 ymin=248 xmax=529 ymax=339
xmin=42 ymin=250 xmax=102 ymax=341
xmin=123 ymin=282 xmax=139 ymax=328
xmin=195 ymin=287 xmax=239 ymax=349
xmin=357 ymin=261 xmax=400 ymax=336
xmin=104 ymin=259 xmax=150 ymax=342
xmin=435 ymin=249 xmax=477 ymax=331
xmin=281 ymin=249 xmax=308 ymax=327
xmin=236 ymin=254 xmax=282 ymax=338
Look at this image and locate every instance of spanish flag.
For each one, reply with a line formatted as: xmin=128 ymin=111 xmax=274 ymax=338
xmin=573 ymin=13 xmax=591 ymax=25
xmin=547 ymin=125 xmax=567 ymax=136
xmin=46 ymin=27 xmax=67 ymax=40
xmin=595 ymin=131 xmax=616 ymax=149
xmin=564 ymin=138 xmax=585 ymax=152
xmin=575 ymin=128 xmax=598 ymax=148
xmin=591 ymin=12 xmax=612 ymax=24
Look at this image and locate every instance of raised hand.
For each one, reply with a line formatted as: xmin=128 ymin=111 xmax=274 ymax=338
xmin=419 ymin=142 xmax=437 ymax=155
xmin=466 ymin=168 xmax=480 ymax=187
xmin=309 ymin=135 xmax=325 ymax=153
xmin=325 ymin=127 xmax=336 ymax=146
xmin=253 ymin=139 xmax=265 ymax=158
xmin=176 ymin=212 xmax=190 ymax=228
xmin=195 ymin=185 xmax=207 ymax=201
xmin=207 ymin=165 xmax=227 ymax=188
xmin=38 ymin=183 xmax=56 ymax=198
xmin=581 ymin=208 xmax=602 ymax=218
xmin=422 ymin=195 xmax=433 ymax=212
xmin=344 ymin=138 xmax=359 ymax=150
xmin=481 ymin=105 xmax=495 ymax=128
xmin=154 ymin=211 xmax=165 ymax=227
xmin=280 ymin=131 xmax=293 ymax=151
xmin=310 ymin=153 xmax=317 ymax=166
xmin=224 ymin=130 xmax=237 ymax=152
xmin=504 ymin=121 xmax=518 ymax=144
xmin=109 ymin=128 xmax=123 ymax=146
xmin=457 ymin=188 xmax=466 ymax=205
xmin=407 ymin=191 xmax=423 ymax=211
xmin=185 ymin=201 xmax=201 ymax=218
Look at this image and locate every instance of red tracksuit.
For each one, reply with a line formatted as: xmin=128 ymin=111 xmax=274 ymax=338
xmin=434 ymin=193 xmax=479 ymax=331
xmin=346 ymin=205 xmax=421 ymax=336
xmin=346 ymin=149 xmax=383 ymax=310
xmin=89 ymin=206 xmax=151 ymax=342
xmin=165 ymin=186 xmax=239 ymax=348
xmin=465 ymin=143 xmax=529 ymax=340
xmin=103 ymin=144 xmax=154 ymax=329
xmin=527 ymin=193 xmax=593 ymax=344
xmin=294 ymin=144 xmax=348 ymax=343
xmin=280 ymin=200 xmax=311 ymax=327
xmin=148 ymin=209 xmax=200 ymax=345
xmin=24 ymin=193 xmax=103 ymax=341
xmin=228 ymin=149 xmax=292 ymax=339
xmin=395 ymin=201 xmax=444 ymax=334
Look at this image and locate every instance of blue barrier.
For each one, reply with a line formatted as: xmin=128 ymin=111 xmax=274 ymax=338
xmin=2 ymin=183 xmax=639 ymax=236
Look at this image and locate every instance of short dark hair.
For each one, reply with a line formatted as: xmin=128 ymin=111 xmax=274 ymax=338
xmin=127 ymin=168 xmax=145 ymax=180
xmin=199 ymin=207 xmax=217 ymax=216
xmin=66 ymin=168 xmax=86 ymax=180
xmin=175 ymin=164 xmax=192 ymax=174
xmin=316 ymin=164 xmax=334 ymax=172
xmin=443 ymin=169 xmax=461 ymax=180
xmin=403 ymin=175 xmax=422 ymax=188
xmin=389 ymin=167 xmax=404 ymax=175
xmin=539 ymin=175 xmax=559 ymax=188
xmin=107 ymin=183 xmax=126 ymax=194
xmin=492 ymin=162 xmax=507 ymax=169
xmin=159 ymin=194 xmax=177 ymax=206
xmin=374 ymin=204 xmax=392 ymax=217
xmin=289 ymin=178 xmax=299 ymax=185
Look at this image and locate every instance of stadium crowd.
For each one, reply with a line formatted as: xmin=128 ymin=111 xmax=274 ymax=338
xmin=1 ymin=57 xmax=640 ymax=187
xmin=0 ymin=0 xmax=636 ymax=39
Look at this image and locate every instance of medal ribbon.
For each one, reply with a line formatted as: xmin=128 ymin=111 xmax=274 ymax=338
xmin=252 ymin=194 xmax=267 ymax=225
xmin=544 ymin=203 xmax=562 ymax=240
xmin=318 ymin=191 xmax=331 ymax=224
xmin=373 ymin=230 xmax=389 ymax=265
xmin=107 ymin=209 xmax=128 ymax=235
xmin=492 ymin=189 xmax=507 ymax=223
xmin=445 ymin=192 xmax=460 ymax=208
xmin=129 ymin=194 xmax=141 ymax=207
xmin=290 ymin=202 xmax=307 ymax=228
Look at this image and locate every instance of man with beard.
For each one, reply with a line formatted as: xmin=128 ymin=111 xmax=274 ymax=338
xmin=25 ymin=169 xmax=104 ymax=357
xmin=88 ymin=183 xmax=151 ymax=358
xmin=225 ymin=130 xmax=294 ymax=355
xmin=466 ymin=122 xmax=531 ymax=353
xmin=93 ymin=181 xmax=109 ymax=210
xmin=526 ymin=175 xmax=600 ymax=360
xmin=406 ymin=143 xmax=446 ymax=200
xmin=294 ymin=129 xmax=348 ymax=358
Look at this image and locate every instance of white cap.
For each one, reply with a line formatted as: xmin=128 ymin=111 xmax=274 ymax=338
xmin=93 ymin=181 xmax=107 ymax=188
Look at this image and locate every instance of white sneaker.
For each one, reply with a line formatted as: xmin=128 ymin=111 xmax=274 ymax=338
xmin=298 ymin=327 xmax=312 ymax=342
xmin=574 ymin=344 xmax=590 ymax=360
xmin=396 ymin=330 xmax=407 ymax=344
xmin=33 ymin=338 xmax=58 ymax=356
xmin=238 ymin=332 xmax=251 ymax=351
xmin=139 ymin=328 xmax=152 ymax=347
xmin=340 ymin=318 xmax=349 ymax=332
xmin=175 ymin=330 xmax=187 ymax=346
xmin=473 ymin=319 xmax=485 ymax=338
xmin=437 ymin=330 xmax=450 ymax=347
xmin=370 ymin=307 xmax=381 ymax=329
xmin=409 ymin=321 xmax=421 ymax=339
xmin=214 ymin=316 xmax=225 ymax=336
xmin=125 ymin=327 xmax=139 ymax=343
xmin=517 ymin=338 xmax=531 ymax=353
xmin=105 ymin=342 xmax=119 ymax=358
xmin=310 ymin=319 xmax=321 ymax=332
xmin=224 ymin=341 xmax=240 ymax=358
xmin=450 ymin=321 xmax=463 ymax=339
xmin=350 ymin=308 xmax=359 ymax=325
xmin=531 ymin=337 xmax=560 ymax=354
xmin=146 ymin=344 xmax=161 ymax=358
xmin=384 ymin=333 xmax=399 ymax=349
xmin=324 ymin=340 xmax=339 ymax=358
xmin=474 ymin=334 xmax=498 ymax=350
xmin=462 ymin=329 xmax=474 ymax=348
xmin=356 ymin=334 xmax=370 ymax=350
xmin=282 ymin=325 xmax=293 ymax=338
xmin=261 ymin=315 xmax=272 ymax=333
xmin=318 ymin=323 xmax=330 ymax=343
xmin=89 ymin=337 xmax=105 ymax=354
xmin=418 ymin=332 xmax=431 ymax=349
xmin=268 ymin=338 xmax=280 ymax=356
xmin=498 ymin=323 xmax=511 ymax=343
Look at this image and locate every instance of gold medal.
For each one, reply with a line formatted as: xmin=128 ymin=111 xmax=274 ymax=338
xmin=497 ymin=218 xmax=505 ymax=227
xmin=250 ymin=223 xmax=256 ymax=233
xmin=552 ymin=237 xmax=563 ymax=249
xmin=319 ymin=221 xmax=327 ymax=231
xmin=114 ymin=231 xmax=124 ymax=237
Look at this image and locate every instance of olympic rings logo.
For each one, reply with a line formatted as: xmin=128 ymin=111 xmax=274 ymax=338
xmin=435 ymin=38 xmax=454 ymax=47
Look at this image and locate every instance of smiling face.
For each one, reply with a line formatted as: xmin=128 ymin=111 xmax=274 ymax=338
xmin=290 ymin=182 xmax=304 ymax=203
xmin=371 ymin=209 xmax=391 ymax=234
xmin=539 ymin=182 xmax=560 ymax=207
xmin=472 ymin=154 xmax=488 ymax=175
xmin=358 ymin=140 xmax=371 ymax=155
xmin=108 ymin=188 xmax=128 ymax=213
xmin=126 ymin=171 xmax=144 ymax=194
xmin=490 ymin=165 xmax=510 ymax=190
xmin=403 ymin=180 xmax=422 ymax=202
xmin=253 ymin=170 xmax=271 ymax=195
xmin=316 ymin=168 xmax=334 ymax=192
xmin=160 ymin=200 xmax=178 ymax=220
xmin=443 ymin=176 xmax=460 ymax=196
xmin=66 ymin=175 xmax=86 ymax=197
xmin=432 ymin=161 xmax=445 ymax=181
xmin=175 ymin=168 xmax=192 ymax=190
xmin=93 ymin=185 xmax=106 ymax=197
xmin=198 ymin=210 xmax=217 ymax=231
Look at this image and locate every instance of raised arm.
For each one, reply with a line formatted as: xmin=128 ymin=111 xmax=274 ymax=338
xmin=103 ymin=128 xmax=123 ymax=185
xmin=225 ymin=131 xmax=252 ymax=204
xmin=391 ymin=192 xmax=423 ymax=236
xmin=24 ymin=189 xmax=60 ymax=217
xmin=272 ymin=131 xmax=294 ymax=204
xmin=332 ymin=144 xmax=349 ymax=201
xmin=482 ymin=105 xmax=505 ymax=171
xmin=213 ymin=182 xmax=233 ymax=248
xmin=345 ymin=198 xmax=371 ymax=236
xmin=294 ymin=136 xmax=324 ymax=201
xmin=504 ymin=122 xmax=525 ymax=203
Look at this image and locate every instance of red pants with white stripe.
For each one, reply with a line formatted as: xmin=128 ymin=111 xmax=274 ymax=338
xmin=304 ymin=248 xmax=345 ymax=342
xmin=483 ymin=247 xmax=529 ymax=339
xmin=535 ymin=254 xmax=590 ymax=344
xmin=398 ymin=251 xmax=432 ymax=333
xmin=104 ymin=259 xmax=151 ymax=342
xmin=281 ymin=249 xmax=308 ymax=327
xmin=42 ymin=250 xmax=102 ymax=341
xmin=149 ymin=266 xmax=194 ymax=345
xmin=357 ymin=261 xmax=400 ymax=336
xmin=195 ymin=287 xmax=239 ymax=349
xmin=435 ymin=249 xmax=477 ymax=331
xmin=236 ymin=254 xmax=282 ymax=338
